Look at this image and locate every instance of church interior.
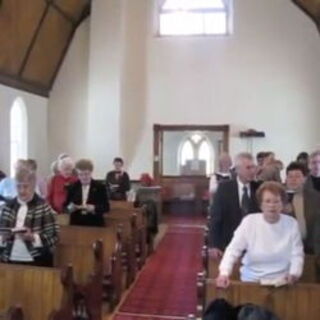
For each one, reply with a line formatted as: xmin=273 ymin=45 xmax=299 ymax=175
xmin=0 ymin=0 xmax=320 ymax=319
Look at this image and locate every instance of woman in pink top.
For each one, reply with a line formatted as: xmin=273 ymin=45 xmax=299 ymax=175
xmin=47 ymin=157 xmax=78 ymax=213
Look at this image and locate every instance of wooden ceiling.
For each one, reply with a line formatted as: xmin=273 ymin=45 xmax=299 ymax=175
xmin=0 ymin=0 xmax=91 ymax=97
xmin=293 ymin=0 xmax=320 ymax=29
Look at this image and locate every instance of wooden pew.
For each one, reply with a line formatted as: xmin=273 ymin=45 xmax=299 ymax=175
xmin=110 ymin=201 xmax=148 ymax=265
xmin=199 ymin=276 xmax=320 ymax=320
xmin=0 ymin=264 xmax=74 ymax=320
xmin=54 ymin=240 xmax=103 ymax=320
xmin=58 ymin=225 xmax=123 ymax=310
xmin=105 ymin=211 xmax=138 ymax=287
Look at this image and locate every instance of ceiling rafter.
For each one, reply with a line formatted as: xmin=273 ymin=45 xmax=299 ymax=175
xmin=0 ymin=0 xmax=91 ymax=97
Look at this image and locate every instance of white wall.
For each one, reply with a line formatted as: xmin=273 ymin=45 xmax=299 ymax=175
xmin=48 ymin=18 xmax=90 ymax=166
xmin=0 ymin=84 xmax=48 ymax=176
xmin=47 ymin=0 xmax=320 ymax=179
xmin=127 ymin=0 xmax=320 ymax=177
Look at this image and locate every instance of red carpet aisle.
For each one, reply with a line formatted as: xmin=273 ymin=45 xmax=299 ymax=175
xmin=114 ymin=218 xmax=204 ymax=320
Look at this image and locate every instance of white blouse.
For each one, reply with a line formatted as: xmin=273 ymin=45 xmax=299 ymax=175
xmin=219 ymin=213 xmax=304 ymax=282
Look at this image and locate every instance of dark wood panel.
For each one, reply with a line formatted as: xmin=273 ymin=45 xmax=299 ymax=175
xmin=54 ymin=0 xmax=90 ymax=21
xmin=0 ymin=71 xmax=49 ymax=97
xmin=0 ymin=0 xmax=46 ymax=75
xmin=21 ymin=7 xmax=73 ymax=86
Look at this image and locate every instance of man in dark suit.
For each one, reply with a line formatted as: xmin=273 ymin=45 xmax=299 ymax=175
xmin=65 ymin=159 xmax=109 ymax=227
xmin=284 ymin=161 xmax=320 ymax=254
xmin=208 ymin=152 xmax=260 ymax=259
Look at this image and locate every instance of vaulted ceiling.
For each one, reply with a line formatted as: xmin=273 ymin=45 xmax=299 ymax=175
xmin=0 ymin=0 xmax=90 ymax=97
xmin=293 ymin=0 xmax=320 ymax=29
xmin=0 ymin=0 xmax=318 ymax=98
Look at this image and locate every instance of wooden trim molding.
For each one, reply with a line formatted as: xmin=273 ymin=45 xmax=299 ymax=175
xmin=0 ymin=72 xmax=49 ymax=97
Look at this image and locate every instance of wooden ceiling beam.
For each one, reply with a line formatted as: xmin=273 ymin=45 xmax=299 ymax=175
xmin=18 ymin=2 xmax=51 ymax=76
xmin=292 ymin=0 xmax=320 ymax=28
xmin=0 ymin=72 xmax=49 ymax=97
xmin=48 ymin=3 xmax=91 ymax=92
xmin=46 ymin=0 xmax=77 ymax=26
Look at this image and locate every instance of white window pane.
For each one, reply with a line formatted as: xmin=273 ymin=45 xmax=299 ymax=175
xmin=204 ymin=12 xmax=227 ymax=34
xmin=160 ymin=12 xmax=203 ymax=35
xmin=191 ymin=134 xmax=202 ymax=144
xmin=181 ymin=140 xmax=194 ymax=165
xmin=163 ymin=0 xmax=225 ymax=10
xmin=199 ymin=141 xmax=213 ymax=175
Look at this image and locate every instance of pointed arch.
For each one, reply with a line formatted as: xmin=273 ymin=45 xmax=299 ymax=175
xmin=10 ymin=97 xmax=28 ymax=177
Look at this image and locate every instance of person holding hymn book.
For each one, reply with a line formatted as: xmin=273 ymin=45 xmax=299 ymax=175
xmin=65 ymin=159 xmax=109 ymax=227
xmin=106 ymin=157 xmax=131 ymax=201
xmin=0 ymin=168 xmax=59 ymax=267
xmin=216 ymin=182 xmax=304 ymax=289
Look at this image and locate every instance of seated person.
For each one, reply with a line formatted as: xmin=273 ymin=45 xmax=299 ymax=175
xmin=106 ymin=157 xmax=130 ymax=201
xmin=0 ymin=168 xmax=59 ymax=267
xmin=216 ymin=181 xmax=304 ymax=288
xmin=47 ymin=157 xmax=78 ymax=213
xmin=284 ymin=161 xmax=320 ymax=254
xmin=65 ymin=159 xmax=109 ymax=227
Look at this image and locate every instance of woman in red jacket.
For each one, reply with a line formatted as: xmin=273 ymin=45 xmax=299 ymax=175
xmin=47 ymin=157 xmax=78 ymax=213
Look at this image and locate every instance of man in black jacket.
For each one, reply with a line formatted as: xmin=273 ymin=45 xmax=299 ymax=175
xmin=209 ymin=152 xmax=260 ymax=259
xmin=65 ymin=159 xmax=109 ymax=227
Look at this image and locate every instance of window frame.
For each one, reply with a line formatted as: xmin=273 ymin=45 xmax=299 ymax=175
xmin=156 ymin=0 xmax=233 ymax=37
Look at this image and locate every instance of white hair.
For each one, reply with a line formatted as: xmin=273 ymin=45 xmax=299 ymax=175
xmin=57 ymin=157 xmax=74 ymax=171
xmin=234 ymin=152 xmax=254 ymax=167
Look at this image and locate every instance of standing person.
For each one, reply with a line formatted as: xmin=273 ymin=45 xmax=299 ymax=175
xmin=0 ymin=160 xmax=29 ymax=204
xmin=306 ymin=150 xmax=320 ymax=192
xmin=208 ymin=153 xmax=260 ymax=259
xmin=216 ymin=182 xmax=304 ymax=288
xmin=65 ymin=159 xmax=109 ymax=227
xmin=47 ymin=157 xmax=78 ymax=213
xmin=209 ymin=153 xmax=234 ymax=197
xmin=284 ymin=162 xmax=320 ymax=254
xmin=106 ymin=157 xmax=131 ymax=201
xmin=0 ymin=168 xmax=59 ymax=267
xmin=256 ymin=152 xmax=281 ymax=183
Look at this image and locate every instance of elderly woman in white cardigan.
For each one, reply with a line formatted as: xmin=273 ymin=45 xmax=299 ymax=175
xmin=216 ymin=181 xmax=304 ymax=288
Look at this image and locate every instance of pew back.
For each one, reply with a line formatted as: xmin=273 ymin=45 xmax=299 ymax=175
xmin=203 ymin=279 xmax=320 ymax=320
xmin=0 ymin=264 xmax=72 ymax=320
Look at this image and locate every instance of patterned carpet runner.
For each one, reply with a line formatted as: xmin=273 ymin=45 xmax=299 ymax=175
xmin=115 ymin=217 xmax=204 ymax=320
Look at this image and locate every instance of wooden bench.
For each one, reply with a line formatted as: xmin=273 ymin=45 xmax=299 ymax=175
xmin=105 ymin=211 xmax=138 ymax=286
xmin=0 ymin=263 xmax=73 ymax=320
xmin=54 ymin=240 xmax=103 ymax=320
xmin=199 ymin=276 xmax=320 ymax=320
xmin=58 ymin=225 xmax=123 ymax=310
xmin=110 ymin=202 xmax=148 ymax=265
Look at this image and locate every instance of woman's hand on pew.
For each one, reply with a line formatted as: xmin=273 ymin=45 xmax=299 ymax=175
xmin=285 ymin=274 xmax=299 ymax=285
xmin=215 ymin=274 xmax=230 ymax=288
xmin=209 ymin=248 xmax=223 ymax=260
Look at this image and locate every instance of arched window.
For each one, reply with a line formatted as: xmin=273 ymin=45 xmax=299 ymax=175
xmin=159 ymin=0 xmax=233 ymax=36
xmin=10 ymin=97 xmax=28 ymax=177
xmin=180 ymin=140 xmax=194 ymax=166
xmin=179 ymin=133 xmax=214 ymax=175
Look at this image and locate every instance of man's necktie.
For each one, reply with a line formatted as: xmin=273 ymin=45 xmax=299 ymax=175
xmin=241 ymin=185 xmax=250 ymax=216
xmin=286 ymin=191 xmax=295 ymax=204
